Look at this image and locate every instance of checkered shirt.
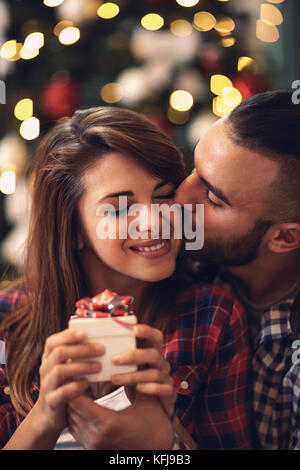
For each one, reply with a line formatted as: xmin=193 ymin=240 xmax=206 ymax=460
xmin=0 ymin=284 xmax=252 ymax=449
xmin=203 ymin=265 xmax=300 ymax=450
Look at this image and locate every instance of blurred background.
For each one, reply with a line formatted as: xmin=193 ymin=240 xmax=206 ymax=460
xmin=0 ymin=0 xmax=297 ymax=284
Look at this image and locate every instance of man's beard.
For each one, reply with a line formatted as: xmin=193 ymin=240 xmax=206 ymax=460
xmin=189 ymin=219 xmax=272 ymax=267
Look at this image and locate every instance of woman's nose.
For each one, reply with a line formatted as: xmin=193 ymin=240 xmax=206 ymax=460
xmin=128 ymin=203 xmax=161 ymax=239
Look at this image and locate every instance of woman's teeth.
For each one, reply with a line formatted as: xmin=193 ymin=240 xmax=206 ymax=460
xmin=134 ymin=241 xmax=166 ymax=252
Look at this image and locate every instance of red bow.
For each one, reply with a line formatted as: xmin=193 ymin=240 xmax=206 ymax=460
xmin=75 ymin=289 xmax=136 ymax=327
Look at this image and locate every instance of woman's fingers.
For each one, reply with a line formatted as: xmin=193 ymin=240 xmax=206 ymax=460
xmin=40 ymin=341 xmax=105 ymax=379
xmin=112 ymin=347 xmax=164 ymax=369
xmin=44 ymin=360 xmax=102 ymax=390
xmin=111 ymin=367 xmax=174 ymax=394
xmin=133 ymin=324 xmax=163 ymax=352
xmin=45 ymin=378 xmax=90 ymax=408
xmin=43 ymin=329 xmax=87 ymax=358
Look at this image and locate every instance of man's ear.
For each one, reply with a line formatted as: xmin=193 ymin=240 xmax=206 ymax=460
xmin=267 ymin=223 xmax=300 ymax=253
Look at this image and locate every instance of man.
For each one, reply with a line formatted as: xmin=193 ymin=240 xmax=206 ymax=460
xmin=174 ymin=90 xmax=300 ymax=450
xmin=63 ymin=90 xmax=299 ymax=451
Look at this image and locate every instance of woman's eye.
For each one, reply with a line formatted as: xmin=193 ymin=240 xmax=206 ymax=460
xmin=154 ymin=191 xmax=176 ymax=201
xmin=206 ymin=190 xmax=223 ymax=208
xmin=108 ymin=207 xmax=128 ymax=217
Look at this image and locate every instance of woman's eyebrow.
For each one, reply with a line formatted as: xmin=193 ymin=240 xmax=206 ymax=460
xmin=96 ymin=182 xmax=172 ymax=204
xmin=96 ymin=191 xmax=133 ymax=204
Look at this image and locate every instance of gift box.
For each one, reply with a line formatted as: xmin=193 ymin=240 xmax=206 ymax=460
xmin=68 ymin=289 xmax=137 ymax=382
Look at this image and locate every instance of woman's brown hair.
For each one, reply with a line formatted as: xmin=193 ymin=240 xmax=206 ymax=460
xmin=1 ymin=106 xmax=187 ymax=416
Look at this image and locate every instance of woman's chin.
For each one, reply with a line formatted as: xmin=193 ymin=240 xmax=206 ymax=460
xmin=133 ymin=264 xmax=176 ymax=283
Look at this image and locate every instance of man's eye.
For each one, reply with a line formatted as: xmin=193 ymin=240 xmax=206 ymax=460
xmin=206 ymin=190 xmax=223 ymax=208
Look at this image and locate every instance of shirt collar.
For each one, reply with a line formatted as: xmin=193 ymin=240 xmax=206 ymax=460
xmin=257 ymin=299 xmax=294 ymax=345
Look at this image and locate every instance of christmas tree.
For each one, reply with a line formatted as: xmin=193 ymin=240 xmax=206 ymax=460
xmin=0 ymin=0 xmax=286 ymax=282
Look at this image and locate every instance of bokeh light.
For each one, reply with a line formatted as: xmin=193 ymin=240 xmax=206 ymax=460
xmin=97 ymin=3 xmax=120 ymax=19
xmin=170 ymin=20 xmax=193 ymax=37
xmin=256 ymin=19 xmax=279 ymax=42
xmin=170 ymin=90 xmax=194 ymax=112
xmin=193 ymin=12 xmax=216 ymax=32
xmin=100 ymin=82 xmax=123 ymax=103
xmin=260 ymin=4 xmax=283 ymax=25
xmin=14 ymin=99 xmax=33 ymax=121
xmin=0 ymin=169 xmax=16 ymax=195
xmin=141 ymin=13 xmax=164 ymax=31
xmin=0 ymin=40 xmax=17 ymax=60
xmin=19 ymin=117 xmax=40 ymax=140
xmin=44 ymin=0 xmax=65 ymax=6
xmin=210 ymin=74 xmax=232 ymax=96
xmin=59 ymin=27 xmax=80 ymax=45
xmin=23 ymin=32 xmax=44 ymax=51
xmin=176 ymin=0 xmax=200 ymax=7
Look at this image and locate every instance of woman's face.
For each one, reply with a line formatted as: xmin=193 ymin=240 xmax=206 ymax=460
xmin=77 ymin=152 xmax=182 ymax=285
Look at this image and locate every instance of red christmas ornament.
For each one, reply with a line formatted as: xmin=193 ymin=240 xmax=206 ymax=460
xmin=233 ymin=74 xmax=268 ymax=101
xmin=146 ymin=114 xmax=171 ymax=135
xmin=40 ymin=76 xmax=82 ymax=120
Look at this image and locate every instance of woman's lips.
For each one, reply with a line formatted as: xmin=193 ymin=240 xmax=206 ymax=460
xmin=129 ymin=239 xmax=171 ymax=259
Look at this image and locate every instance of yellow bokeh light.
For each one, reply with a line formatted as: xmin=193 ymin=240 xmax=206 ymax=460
xmin=100 ymin=82 xmax=123 ymax=103
xmin=260 ymin=4 xmax=283 ymax=25
xmin=5 ymin=43 xmax=22 ymax=62
xmin=213 ymin=96 xmax=233 ymax=117
xmin=266 ymin=0 xmax=285 ymax=3
xmin=141 ymin=13 xmax=164 ymax=31
xmin=221 ymin=37 xmax=236 ymax=47
xmin=222 ymin=87 xmax=242 ymax=107
xmin=0 ymin=40 xmax=17 ymax=60
xmin=14 ymin=98 xmax=33 ymax=121
xmin=193 ymin=12 xmax=216 ymax=32
xmin=24 ymin=32 xmax=44 ymax=51
xmin=20 ymin=46 xmax=39 ymax=60
xmin=170 ymin=19 xmax=193 ymax=37
xmin=238 ymin=56 xmax=257 ymax=72
xmin=256 ymin=19 xmax=279 ymax=42
xmin=214 ymin=16 xmax=236 ymax=34
xmin=44 ymin=0 xmax=65 ymax=6
xmin=97 ymin=3 xmax=120 ymax=19
xmin=0 ymin=169 xmax=16 ymax=195
xmin=170 ymin=90 xmax=194 ymax=112
xmin=19 ymin=117 xmax=40 ymax=141
xmin=59 ymin=27 xmax=80 ymax=45
xmin=54 ymin=20 xmax=74 ymax=37
xmin=176 ymin=0 xmax=200 ymax=6
xmin=210 ymin=74 xmax=232 ymax=96
xmin=168 ymin=107 xmax=190 ymax=125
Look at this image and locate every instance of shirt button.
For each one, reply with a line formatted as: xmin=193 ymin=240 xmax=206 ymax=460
xmin=180 ymin=380 xmax=189 ymax=390
xmin=3 ymin=386 xmax=10 ymax=395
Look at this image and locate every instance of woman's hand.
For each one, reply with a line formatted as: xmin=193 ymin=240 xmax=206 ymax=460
xmin=110 ymin=324 xmax=176 ymax=418
xmin=34 ymin=328 xmax=104 ymax=435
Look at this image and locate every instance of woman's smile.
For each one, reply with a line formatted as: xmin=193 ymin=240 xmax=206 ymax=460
xmin=129 ymin=239 xmax=171 ymax=258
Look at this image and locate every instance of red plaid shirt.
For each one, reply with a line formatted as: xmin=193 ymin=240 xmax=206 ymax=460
xmin=0 ymin=284 xmax=252 ymax=449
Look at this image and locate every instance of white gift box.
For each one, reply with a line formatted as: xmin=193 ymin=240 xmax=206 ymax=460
xmin=68 ymin=315 xmax=137 ymax=382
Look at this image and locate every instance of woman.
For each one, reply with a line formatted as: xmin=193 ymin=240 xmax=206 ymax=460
xmin=0 ymin=107 xmax=252 ymax=449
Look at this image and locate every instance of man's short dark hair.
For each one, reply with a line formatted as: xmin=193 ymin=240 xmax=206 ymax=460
xmin=226 ymin=90 xmax=300 ymax=222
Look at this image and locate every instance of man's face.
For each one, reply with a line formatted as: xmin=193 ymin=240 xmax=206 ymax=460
xmin=175 ymin=118 xmax=280 ymax=266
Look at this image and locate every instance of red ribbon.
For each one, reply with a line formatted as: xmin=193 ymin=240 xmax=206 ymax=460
xmin=75 ymin=289 xmax=137 ymax=327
